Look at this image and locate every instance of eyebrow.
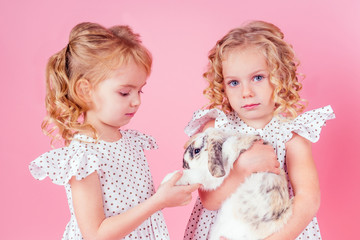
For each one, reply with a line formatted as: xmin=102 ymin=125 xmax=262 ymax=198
xmin=251 ymin=69 xmax=268 ymax=75
xmin=224 ymin=69 xmax=268 ymax=80
xmin=117 ymin=82 xmax=147 ymax=88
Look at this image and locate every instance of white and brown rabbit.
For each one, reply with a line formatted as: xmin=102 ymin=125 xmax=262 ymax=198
xmin=162 ymin=128 xmax=292 ymax=240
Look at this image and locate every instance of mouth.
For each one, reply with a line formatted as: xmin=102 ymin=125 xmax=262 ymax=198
xmin=183 ymin=159 xmax=190 ymax=169
xmin=125 ymin=112 xmax=136 ymax=117
xmin=241 ymin=103 xmax=260 ymax=110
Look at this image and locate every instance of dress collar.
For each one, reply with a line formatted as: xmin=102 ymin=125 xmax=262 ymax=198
xmin=230 ymin=111 xmax=279 ymax=132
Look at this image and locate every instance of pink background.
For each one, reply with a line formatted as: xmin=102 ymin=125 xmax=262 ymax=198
xmin=1 ymin=0 xmax=359 ymax=239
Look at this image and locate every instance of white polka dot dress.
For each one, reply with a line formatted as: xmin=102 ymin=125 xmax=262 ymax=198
xmin=29 ymin=129 xmax=170 ymax=240
xmin=183 ymin=106 xmax=335 ymax=240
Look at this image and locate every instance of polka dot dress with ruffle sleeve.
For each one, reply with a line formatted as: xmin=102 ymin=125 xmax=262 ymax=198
xmin=183 ymin=106 xmax=335 ymax=240
xmin=29 ymin=129 xmax=170 ymax=240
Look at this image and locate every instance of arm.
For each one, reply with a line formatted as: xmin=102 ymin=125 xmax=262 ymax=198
xmin=70 ymin=171 xmax=200 ymax=240
xmin=198 ymin=120 xmax=280 ymax=210
xmin=265 ymin=133 xmax=320 ymax=240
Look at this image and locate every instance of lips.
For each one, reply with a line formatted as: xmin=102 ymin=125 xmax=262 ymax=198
xmin=241 ymin=103 xmax=260 ymax=110
xmin=125 ymin=112 xmax=136 ymax=117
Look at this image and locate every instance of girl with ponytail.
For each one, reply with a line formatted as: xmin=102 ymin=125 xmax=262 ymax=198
xmin=29 ymin=22 xmax=200 ymax=240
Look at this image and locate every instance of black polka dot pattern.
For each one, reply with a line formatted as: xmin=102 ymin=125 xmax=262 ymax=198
xmin=29 ymin=129 xmax=170 ymax=240
xmin=183 ymin=106 xmax=335 ymax=240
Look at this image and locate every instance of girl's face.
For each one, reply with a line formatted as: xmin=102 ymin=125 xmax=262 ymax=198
xmin=222 ymin=46 xmax=275 ymax=129
xmin=86 ymin=58 xmax=147 ymax=138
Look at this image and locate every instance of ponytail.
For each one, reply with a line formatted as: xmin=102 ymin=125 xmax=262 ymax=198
xmin=42 ymin=46 xmax=88 ymax=146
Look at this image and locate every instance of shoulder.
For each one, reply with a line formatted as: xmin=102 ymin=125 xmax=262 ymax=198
xmin=202 ymin=119 xmax=215 ymax=131
xmin=280 ymin=105 xmax=335 ymax=144
xmin=286 ymin=132 xmax=312 ymax=151
xmin=29 ymin=142 xmax=102 ymax=185
xmin=285 ymin=133 xmax=315 ymax=179
xmin=185 ymin=108 xmax=229 ymax=136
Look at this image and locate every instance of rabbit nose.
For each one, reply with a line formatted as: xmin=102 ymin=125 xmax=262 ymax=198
xmin=183 ymin=159 xmax=190 ymax=169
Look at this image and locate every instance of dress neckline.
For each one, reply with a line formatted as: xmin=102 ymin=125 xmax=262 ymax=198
xmin=73 ymin=129 xmax=126 ymax=144
xmin=230 ymin=111 xmax=279 ymax=132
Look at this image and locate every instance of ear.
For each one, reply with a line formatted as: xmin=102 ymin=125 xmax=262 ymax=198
xmin=75 ymin=78 xmax=93 ymax=103
xmin=207 ymin=135 xmax=226 ymax=178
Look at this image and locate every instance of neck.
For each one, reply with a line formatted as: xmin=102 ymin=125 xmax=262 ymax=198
xmin=97 ymin=129 xmax=122 ymax=142
xmin=82 ymin=118 xmax=123 ymax=142
xmin=241 ymin=114 xmax=274 ymax=129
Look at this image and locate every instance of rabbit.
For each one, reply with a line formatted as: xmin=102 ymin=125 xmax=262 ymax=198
xmin=162 ymin=127 xmax=292 ymax=240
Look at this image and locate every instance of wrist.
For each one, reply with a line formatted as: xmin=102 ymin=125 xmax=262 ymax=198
xmin=149 ymin=192 xmax=165 ymax=211
xmin=234 ymin=160 xmax=253 ymax=178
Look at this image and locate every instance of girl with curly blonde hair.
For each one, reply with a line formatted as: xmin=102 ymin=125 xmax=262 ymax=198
xmin=204 ymin=20 xmax=305 ymax=118
xmin=183 ymin=20 xmax=334 ymax=240
xmin=29 ymin=22 xmax=200 ymax=240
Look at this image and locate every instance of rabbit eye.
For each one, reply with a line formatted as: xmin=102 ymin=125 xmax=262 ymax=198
xmin=194 ymin=148 xmax=200 ymax=154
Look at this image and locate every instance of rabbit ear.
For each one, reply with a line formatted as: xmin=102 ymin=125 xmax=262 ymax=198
xmin=207 ymin=136 xmax=226 ymax=177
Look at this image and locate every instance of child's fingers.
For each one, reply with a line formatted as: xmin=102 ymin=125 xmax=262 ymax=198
xmin=275 ymin=160 xmax=280 ymax=167
xmin=271 ymin=155 xmax=280 ymax=174
xmin=167 ymin=171 xmax=183 ymax=185
xmin=183 ymin=183 xmax=201 ymax=192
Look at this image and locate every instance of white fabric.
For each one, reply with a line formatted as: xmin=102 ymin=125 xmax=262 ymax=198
xmin=29 ymin=129 xmax=170 ymax=240
xmin=183 ymin=105 xmax=335 ymax=240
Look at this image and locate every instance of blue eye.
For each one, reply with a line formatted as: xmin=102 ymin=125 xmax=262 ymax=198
xmin=253 ymin=75 xmax=263 ymax=82
xmin=228 ymin=80 xmax=239 ymax=87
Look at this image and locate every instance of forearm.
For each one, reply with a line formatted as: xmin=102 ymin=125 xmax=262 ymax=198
xmin=94 ymin=195 xmax=163 ymax=240
xmin=266 ymin=192 xmax=320 ymax=240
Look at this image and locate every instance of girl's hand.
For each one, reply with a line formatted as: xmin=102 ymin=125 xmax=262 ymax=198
xmin=234 ymin=140 xmax=280 ymax=176
xmin=199 ymin=140 xmax=279 ymax=211
xmin=154 ymin=171 xmax=201 ymax=209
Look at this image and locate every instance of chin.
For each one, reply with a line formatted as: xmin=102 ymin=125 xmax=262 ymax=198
xmin=107 ymin=120 xmax=129 ymax=129
xmin=119 ymin=119 xmax=131 ymax=127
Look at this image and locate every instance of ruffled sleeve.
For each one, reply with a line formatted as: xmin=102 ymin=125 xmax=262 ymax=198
xmin=283 ymin=105 xmax=335 ymax=143
xmin=29 ymin=146 xmax=101 ymax=185
xmin=122 ymin=129 xmax=158 ymax=150
xmin=184 ymin=108 xmax=228 ymax=137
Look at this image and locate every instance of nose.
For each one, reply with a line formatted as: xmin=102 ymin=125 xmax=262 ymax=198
xmin=241 ymin=83 xmax=254 ymax=98
xmin=183 ymin=159 xmax=190 ymax=169
xmin=130 ymin=93 xmax=141 ymax=107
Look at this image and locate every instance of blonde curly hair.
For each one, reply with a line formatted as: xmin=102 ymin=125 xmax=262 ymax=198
xmin=203 ymin=20 xmax=306 ymax=118
xmin=42 ymin=22 xmax=152 ymax=146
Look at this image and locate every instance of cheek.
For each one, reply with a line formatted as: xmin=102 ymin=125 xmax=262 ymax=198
xmin=191 ymin=155 xmax=207 ymax=169
xmin=224 ymin=87 xmax=233 ymax=100
xmin=92 ymin=88 xmax=116 ymax=108
xmin=267 ymin=88 xmax=276 ymax=103
xmin=260 ymin=83 xmax=275 ymax=101
xmin=91 ymin=94 xmax=105 ymax=111
xmin=225 ymin=90 xmax=241 ymax=109
xmin=98 ymin=97 xmax=126 ymax=117
xmin=224 ymin=85 xmax=232 ymax=97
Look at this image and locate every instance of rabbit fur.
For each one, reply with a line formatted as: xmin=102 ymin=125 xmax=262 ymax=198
xmin=162 ymin=128 xmax=292 ymax=240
